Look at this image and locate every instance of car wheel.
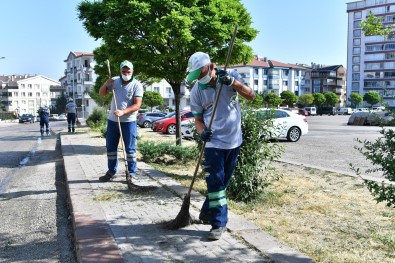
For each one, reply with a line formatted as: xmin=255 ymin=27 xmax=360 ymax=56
xmin=143 ymin=121 xmax=151 ymax=128
xmin=167 ymin=124 xmax=176 ymax=135
xmin=287 ymin=127 xmax=301 ymax=142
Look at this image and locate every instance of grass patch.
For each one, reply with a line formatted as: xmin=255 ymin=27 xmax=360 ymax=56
xmin=94 ymin=191 xmax=123 ymax=201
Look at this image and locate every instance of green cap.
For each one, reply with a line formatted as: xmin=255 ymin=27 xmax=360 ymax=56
xmin=120 ymin=60 xmax=133 ymax=69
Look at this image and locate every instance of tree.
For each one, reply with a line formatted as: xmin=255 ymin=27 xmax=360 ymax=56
xmin=280 ymin=91 xmax=298 ymax=107
xmin=313 ymin=92 xmax=326 ymax=106
xmin=53 ymin=93 xmax=68 ymax=114
xmin=298 ymin=94 xmax=314 ymax=107
xmin=348 ymin=92 xmax=363 ymax=108
xmin=324 ymin=92 xmax=338 ymax=106
xmin=239 ymin=92 xmax=264 ymax=108
xmin=363 ymin=91 xmax=382 ymax=107
xmin=143 ymin=91 xmax=163 ymax=111
xmin=263 ymin=93 xmax=283 ymax=108
xmin=360 ymin=11 xmax=393 ymax=37
xmin=78 ymin=0 xmax=258 ymax=145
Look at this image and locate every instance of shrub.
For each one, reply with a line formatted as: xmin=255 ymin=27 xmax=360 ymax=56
xmin=138 ymin=141 xmax=197 ymax=164
xmin=86 ymin=107 xmax=107 ymax=132
xmin=351 ymin=127 xmax=395 ymax=207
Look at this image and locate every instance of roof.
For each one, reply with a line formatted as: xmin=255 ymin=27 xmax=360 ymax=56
xmin=313 ymin=65 xmax=343 ymax=71
xmin=229 ymin=55 xmax=308 ymax=70
xmin=64 ymin=51 xmax=94 ymax=62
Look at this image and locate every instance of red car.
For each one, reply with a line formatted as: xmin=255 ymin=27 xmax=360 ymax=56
xmin=152 ymin=110 xmax=194 ymax=134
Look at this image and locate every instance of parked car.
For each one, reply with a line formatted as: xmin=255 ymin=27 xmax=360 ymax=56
xmin=337 ymin=107 xmax=353 ymax=115
xmin=256 ymin=108 xmax=308 ymax=142
xmin=57 ymin=113 xmax=67 ymax=121
xmin=151 ymin=112 xmax=175 ymax=131
xmin=137 ymin=112 xmax=168 ymax=128
xmin=372 ymin=106 xmax=385 ymax=111
xmin=181 ymin=119 xmax=195 ymax=139
xmin=36 ymin=115 xmax=40 ymax=122
xmin=152 ymin=110 xmax=194 ymax=134
xmin=353 ymin=107 xmax=369 ymax=113
xmin=304 ymin=107 xmax=317 ymax=116
xmin=298 ymin=108 xmax=308 ymax=116
xmin=19 ymin=114 xmax=36 ymax=124
xmin=317 ymin=106 xmax=336 ymax=116
xmin=347 ymin=111 xmax=394 ymax=126
xmin=49 ymin=114 xmax=59 ymax=121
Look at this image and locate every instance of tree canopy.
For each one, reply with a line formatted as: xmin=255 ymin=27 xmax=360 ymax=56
xmin=313 ymin=92 xmax=326 ymax=106
xmin=363 ymin=91 xmax=382 ymax=107
xmin=264 ymin=93 xmax=283 ymax=108
xmin=348 ymin=92 xmax=363 ymax=108
xmin=280 ymin=90 xmax=298 ymax=107
xmin=77 ymin=0 xmax=258 ymax=145
xmin=143 ymin=91 xmax=164 ymax=111
xmin=324 ymin=92 xmax=338 ymax=106
xmin=298 ymin=94 xmax=314 ymax=107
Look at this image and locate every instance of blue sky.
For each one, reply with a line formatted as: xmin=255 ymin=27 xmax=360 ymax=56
xmin=0 ymin=0 xmax=350 ymax=81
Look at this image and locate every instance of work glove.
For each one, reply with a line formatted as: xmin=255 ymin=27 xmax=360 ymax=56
xmin=200 ymin=127 xmax=213 ymax=142
xmin=217 ymin=69 xmax=235 ymax=86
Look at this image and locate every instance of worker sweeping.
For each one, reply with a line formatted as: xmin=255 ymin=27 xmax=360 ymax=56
xmin=187 ymin=51 xmax=255 ymax=240
xmin=98 ymin=60 xmax=143 ymax=183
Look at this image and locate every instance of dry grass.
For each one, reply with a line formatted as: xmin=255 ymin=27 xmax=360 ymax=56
xmin=136 ymin=127 xmax=395 ymax=262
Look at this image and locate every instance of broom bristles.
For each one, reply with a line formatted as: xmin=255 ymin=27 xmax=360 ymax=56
xmin=162 ymin=194 xmax=192 ymax=230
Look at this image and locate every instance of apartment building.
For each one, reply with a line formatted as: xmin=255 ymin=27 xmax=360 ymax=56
xmin=228 ymin=55 xmax=307 ymax=96
xmin=347 ymin=0 xmax=395 ymax=108
xmin=0 ymin=75 xmax=60 ymax=115
xmin=63 ymin=51 xmax=98 ymax=117
xmin=144 ymin=79 xmax=190 ymax=110
xmin=304 ymin=65 xmax=347 ymax=108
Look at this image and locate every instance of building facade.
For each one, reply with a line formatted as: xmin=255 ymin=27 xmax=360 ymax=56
xmin=144 ymin=79 xmax=190 ymax=110
xmin=0 ymin=75 xmax=60 ymax=115
xmin=347 ymin=0 xmax=395 ymax=108
xmin=228 ymin=55 xmax=307 ymax=97
xmin=63 ymin=51 xmax=98 ymax=118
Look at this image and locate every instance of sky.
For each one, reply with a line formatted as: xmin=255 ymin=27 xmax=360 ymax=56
xmin=0 ymin=0 xmax=351 ymax=81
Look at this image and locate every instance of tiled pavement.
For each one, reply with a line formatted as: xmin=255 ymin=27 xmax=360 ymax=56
xmin=61 ymin=129 xmax=315 ymax=263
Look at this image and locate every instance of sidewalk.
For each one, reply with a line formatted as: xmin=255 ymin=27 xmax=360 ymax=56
xmin=60 ymin=127 xmax=315 ymax=263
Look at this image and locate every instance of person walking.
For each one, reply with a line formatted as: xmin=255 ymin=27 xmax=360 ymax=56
xmin=186 ymin=51 xmax=255 ymax=240
xmin=65 ymin=98 xmax=78 ymax=133
xmin=98 ymin=60 xmax=143 ymax=182
xmin=38 ymin=105 xmax=50 ymax=136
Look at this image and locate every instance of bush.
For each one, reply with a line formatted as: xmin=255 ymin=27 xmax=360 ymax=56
xmin=228 ymin=106 xmax=284 ymax=202
xmin=86 ymin=107 xmax=107 ymax=132
xmin=138 ymin=141 xmax=197 ymax=164
xmin=351 ymin=127 xmax=395 ymax=207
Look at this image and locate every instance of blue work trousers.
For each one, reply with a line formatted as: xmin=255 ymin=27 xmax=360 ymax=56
xmin=39 ymin=118 xmax=49 ymax=135
xmin=200 ymin=146 xmax=240 ymax=228
xmin=67 ymin=113 xmax=76 ymax=131
xmin=106 ymin=120 xmax=137 ymax=176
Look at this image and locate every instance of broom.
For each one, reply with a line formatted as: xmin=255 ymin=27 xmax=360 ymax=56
xmin=164 ymin=24 xmax=239 ymax=230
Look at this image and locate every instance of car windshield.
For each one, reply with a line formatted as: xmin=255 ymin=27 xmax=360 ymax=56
xmin=165 ymin=112 xmax=176 ymax=118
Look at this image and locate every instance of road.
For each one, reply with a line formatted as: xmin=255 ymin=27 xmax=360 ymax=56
xmin=0 ymin=120 xmax=76 ymax=262
xmin=280 ymin=114 xmax=387 ymax=179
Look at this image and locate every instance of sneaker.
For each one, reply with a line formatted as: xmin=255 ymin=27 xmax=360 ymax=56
xmin=198 ymin=212 xmax=211 ymax=225
xmin=99 ymin=172 xmax=116 ymax=182
xmin=208 ymin=227 xmax=226 ymax=240
xmin=129 ymin=172 xmax=139 ymax=180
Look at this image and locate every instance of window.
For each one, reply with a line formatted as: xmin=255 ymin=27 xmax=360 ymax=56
xmin=353 ymin=56 xmax=360 ymax=63
xmin=20 ymin=84 xmax=25 ymax=88
xmin=34 ymin=84 xmax=39 ymax=89
xmin=352 ymin=64 xmax=360 ymax=72
xmin=28 ymin=92 xmax=32 ymax=97
xmin=352 ymin=73 xmax=360 ymax=81
xmin=353 ymin=47 xmax=361 ymax=54
xmin=13 ymin=92 xmax=18 ymax=97
xmin=254 ymin=68 xmax=258 ymax=75
xmin=353 ymin=38 xmax=361 ymax=46
xmin=282 ymin=69 xmax=289 ymax=76
xmin=283 ymin=80 xmax=288 ymax=86
xmin=354 ymin=12 xmax=361 ymax=19
xmin=352 ymin=82 xmax=360 ymax=90
xmin=385 ymin=52 xmax=395 ymax=59
xmin=28 ymin=84 xmax=32 ymax=89
xmin=353 ymin=20 xmax=361 ymax=28
xmin=353 ymin=29 xmax=361 ymax=37
xmin=21 ymin=92 xmax=26 ymax=97
xmin=154 ymin=87 xmax=159 ymax=92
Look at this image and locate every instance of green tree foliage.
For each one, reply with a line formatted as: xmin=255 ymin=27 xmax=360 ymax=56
xmin=77 ymin=0 xmax=258 ymax=145
xmin=143 ymin=91 xmax=163 ymax=111
xmin=363 ymin=91 xmax=382 ymax=107
xmin=361 ymin=11 xmax=393 ymax=37
xmin=280 ymin=90 xmax=298 ymax=107
xmin=313 ymin=92 xmax=326 ymax=106
xmin=52 ymin=93 xmax=68 ymax=114
xmin=263 ymin=93 xmax=283 ymax=107
xmin=228 ymin=106 xmax=284 ymax=201
xmin=348 ymin=92 xmax=363 ymax=108
xmin=239 ymin=92 xmax=264 ymax=108
xmin=324 ymin=92 xmax=338 ymax=106
xmin=298 ymin=94 xmax=314 ymax=107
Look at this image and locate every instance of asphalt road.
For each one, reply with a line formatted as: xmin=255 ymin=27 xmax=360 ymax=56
xmin=279 ymin=114 xmax=387 ymax=179
xmin=0 ymin=120 xmax=76 ymax=262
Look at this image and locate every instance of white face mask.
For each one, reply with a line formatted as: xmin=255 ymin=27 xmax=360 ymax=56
xmin=198 ymin=66 xmax=212 ymax=85
xmin=122 ymin=74 xmax=132 ymax=82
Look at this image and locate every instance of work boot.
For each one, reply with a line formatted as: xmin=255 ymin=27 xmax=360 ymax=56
xmin=72 ymin=128 xmax=75 ymax=133
xmin=208 ymin=227 xmax=226 ymax=240
xmin=99 ymin=171 xmax=116 ymax=182
xmin=68 ymin=128 xmax=71 ymax=133
xmin=198 ymin=212 xmax=211 ymax=225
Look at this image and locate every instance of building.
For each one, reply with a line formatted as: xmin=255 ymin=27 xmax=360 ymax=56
xmin=0 ymin=75 xmax=60 ymax=115
xmin=63 ymin=51 xmax=98 ymax=117
xmin=304 ymin=65 xmax=347 ymax=108
xmin=347 ymin=0 xmax=395 ymax=108
xmin=144 ymin=79 xmax=190 ymax=110
xmin=228 ymin=55 xmax=308 ymax=96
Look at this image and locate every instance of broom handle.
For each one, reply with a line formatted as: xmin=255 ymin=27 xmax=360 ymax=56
xmin=106 ymin=60 xmax=129 ymax=173
xmin=187 ymin=24 xmax=238 ymax=196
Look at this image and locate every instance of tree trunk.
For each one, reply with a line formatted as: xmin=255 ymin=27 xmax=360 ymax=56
xmin=172 ymin=83 xmax=182 ymax=146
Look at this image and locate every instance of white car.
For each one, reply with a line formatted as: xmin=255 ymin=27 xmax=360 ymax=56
xmin=257 ymin=108 xmax=309 ymax=142
xmin=181 ymin=119 xmax=195 ymax=139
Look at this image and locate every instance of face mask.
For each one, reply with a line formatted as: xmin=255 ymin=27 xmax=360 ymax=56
xmin=198 ymin=66 xmax=212 ymax=85
xmin=122 ymin=74 xmax=132 ymax=82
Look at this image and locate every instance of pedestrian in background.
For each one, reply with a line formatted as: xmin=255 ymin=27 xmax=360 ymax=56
xmin=98 ymin=60 xmax=143 ymax=182
xmin=38 ymin=105 xmax=50 ymax=136
xmin=65 ymin=98 xmax=77 ymax=133
xmin=186 ymin=51 xmax=255 ymax=240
